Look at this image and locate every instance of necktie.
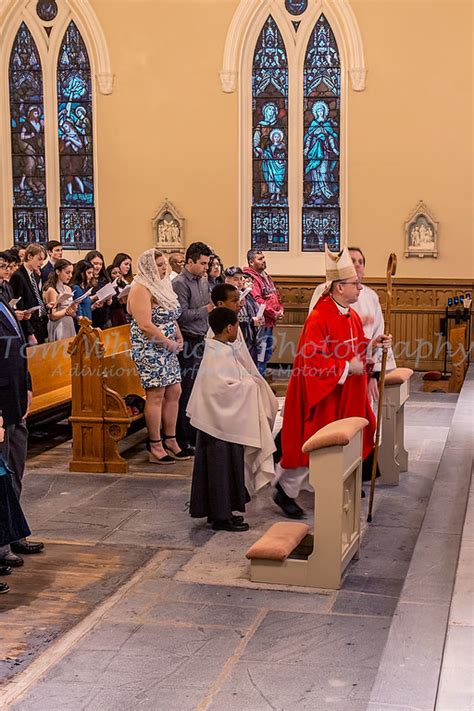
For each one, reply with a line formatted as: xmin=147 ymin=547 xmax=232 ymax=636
xmin=0 ymin=301 xmax=22 ymax=337
xmin=29 ymin=271 xmax=46 ymax=316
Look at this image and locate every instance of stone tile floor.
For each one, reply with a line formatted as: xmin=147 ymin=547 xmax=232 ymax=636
xmin=0 ymin=391 xmax=463 ymax=710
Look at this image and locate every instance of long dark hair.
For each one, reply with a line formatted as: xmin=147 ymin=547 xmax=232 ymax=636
xmin=84 ymin=250 xmax=109 ymax=283
xmin=111 ymin=253 xmax=133 ymax=283
xmin=44 ymin=258 xmax=73 ymax=291
xmin=71 ymin=260 xmax=93 ymax=289
xmin=207 ymin=253 xmax=224 ymax=283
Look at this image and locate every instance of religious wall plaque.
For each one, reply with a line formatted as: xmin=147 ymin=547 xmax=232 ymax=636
xmin=152 ymin=199 xmax=185 ymax=254
xmin=404 ymin=200 xmax=438 ymax=258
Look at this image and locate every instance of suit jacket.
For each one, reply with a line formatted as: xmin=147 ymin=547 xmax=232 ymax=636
xmin=0 ymin=298 xmax=30 ymax=427
xmin=9 ymin=265 xmax=47 ymax=343
xmin=41 ymin=260 xmax=54 ymax=282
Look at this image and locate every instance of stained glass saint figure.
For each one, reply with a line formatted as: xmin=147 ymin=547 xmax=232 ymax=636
xmin=302 ymin=15 xmax=341 ymax=252
xmin=57 ymin=21 xmax=95 ymax=249
xmin=252 ymin=16 xmax=289 ymax=251
xmin=9 ymin=22 xmax=48 ymax=244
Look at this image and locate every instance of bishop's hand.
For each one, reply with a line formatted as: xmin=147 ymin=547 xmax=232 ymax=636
xmin=372 ymin=333 xmax=392 ymax=352
xmin=348 ymin=356 xmax=364 ymax=375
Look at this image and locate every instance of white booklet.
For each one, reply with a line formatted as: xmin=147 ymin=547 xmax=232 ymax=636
xmin=23 ymin=305 xmax=42 ymax=314
xmin=256 ymin=303 xmax=266 ymax=320
xmin=9 ymin=297 xmax=21 ymax=309
xmin=55 ymin=291 xmax=73 ymax=308
xmin=240 ymin=287 xmax=252 ymax=301
xmin=72 ymin=288 xmax=93 ymax=306
xmin=94 ymin=282 xmax=116 ymax=304
xmin=118 ymin=284 xmax=131 ymax=299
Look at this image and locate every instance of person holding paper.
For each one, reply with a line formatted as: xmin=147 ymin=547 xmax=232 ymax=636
xmin=71 ymin=260 xmax=94 ymax=324
xmin=224 ymin=266 xmax=264 ymax=365
xmin=85 ymin=250 xmax=112 ymax=330
xmin=9 ymin=244 xmax=48 ymax=345
xmin=42 ymin=258 xmax=77 ymax=340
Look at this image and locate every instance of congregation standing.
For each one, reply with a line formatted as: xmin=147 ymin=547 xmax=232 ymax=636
xmin=0 ymin=238 xmax=392 ymax=593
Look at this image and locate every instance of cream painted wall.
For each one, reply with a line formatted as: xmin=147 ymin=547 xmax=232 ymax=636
xmin=90 ymin=0 xmax=472 ymax=277
xmin=2 ymin=1 xmax=471 ymax=278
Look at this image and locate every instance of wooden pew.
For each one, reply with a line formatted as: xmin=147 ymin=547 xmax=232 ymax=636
xmin=27 ymin=337 xmax=74 ymax=423
xmin=247 ymin=417 xmax=368 ymax=590
xmin=69 ymin=319 xmax=145 ymax=474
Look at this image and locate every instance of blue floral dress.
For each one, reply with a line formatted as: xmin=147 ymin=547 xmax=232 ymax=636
xmin=130 ymin=304 xmax=182 ymax=389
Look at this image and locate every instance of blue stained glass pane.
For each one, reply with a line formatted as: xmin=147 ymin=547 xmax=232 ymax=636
xmin=252 ymin=16 xmax=289 ymax=251
xmin=302 ymin=15 xmax=341 ymax=251
xmin=9 ymin=23 xmax=48 ymax=244
xmin=57 ymin=21 xmax=95 ymax=249
xmin=285 ymin=0 xmax=308 ymax=16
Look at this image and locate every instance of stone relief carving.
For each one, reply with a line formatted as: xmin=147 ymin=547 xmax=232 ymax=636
xmin=152 ymin=199 xmax=185 ymax=253
xmin=405 ymin=200 xmax=438 ymax=258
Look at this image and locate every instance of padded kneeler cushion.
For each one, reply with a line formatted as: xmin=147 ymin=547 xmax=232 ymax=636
xmin=384 ymin=367 xmax=414 ymax=385
xmin=246 ymin=522 xmax=310 ymax=561
xmin=302 ymin=417 xmax=368 ymax=454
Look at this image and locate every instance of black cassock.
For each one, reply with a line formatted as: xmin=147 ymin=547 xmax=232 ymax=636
xmin=190 ymin=430 xmax=250 ymax=521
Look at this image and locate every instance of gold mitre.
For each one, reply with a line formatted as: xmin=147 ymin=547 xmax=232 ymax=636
xmin=325 ymin=245 xmax=357 ymax=282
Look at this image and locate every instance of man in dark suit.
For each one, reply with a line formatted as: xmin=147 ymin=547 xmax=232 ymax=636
xmin=41 ymin=240 xmax=63 ymax=282
xmin=9 ymin=243 xmax=48 ymax=344
xmin=0 ymin=295 xmax=44 ymax=566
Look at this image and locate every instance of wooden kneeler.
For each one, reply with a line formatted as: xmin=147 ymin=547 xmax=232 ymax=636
xmin=247 ymin=417 xmax=368 ymax=590
xmin=378 ymin=367 xmax=413 ymax=486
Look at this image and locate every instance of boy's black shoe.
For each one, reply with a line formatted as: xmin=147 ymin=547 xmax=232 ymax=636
xmin=207 ymin=515 xmax=244 ymax=525
xmin=0 ymin=583 xmax=9 ymax=594
xmin=0 ymin=566 xmax=12 ymax=576
xmin=273 ymin=483 xmax=305 ymax=519
xmin=212 ymin=519 xmax=249 ymax=532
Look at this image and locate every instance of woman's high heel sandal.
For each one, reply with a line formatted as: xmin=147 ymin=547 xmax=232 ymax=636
xmin=162 ymin=435 xmax=191 ymax=461
xmin=147 ymin=439 xmax=175 ymax=465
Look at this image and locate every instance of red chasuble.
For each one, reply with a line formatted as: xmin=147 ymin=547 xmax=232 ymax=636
xmin=280 ymin=295 xmax=375 ymax=469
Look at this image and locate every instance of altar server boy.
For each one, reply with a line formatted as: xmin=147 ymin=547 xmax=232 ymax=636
xmin=187 ymin=307 xmax=277 ymax=532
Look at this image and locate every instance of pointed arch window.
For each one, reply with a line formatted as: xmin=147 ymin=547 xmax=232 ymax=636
xmin=9 ymin=22 xmax=48 ymax=244
xmin=57 ymin=21 xmax=95 ymax=250
xmin=251 ymin=15 xmax=289 ymax=251
xmin=302 ymin=15 xmax=341 ymax=252
xmin=1 ymin=0 xmax=112 ymax=251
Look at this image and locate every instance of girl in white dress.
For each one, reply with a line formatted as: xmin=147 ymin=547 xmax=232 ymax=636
xmin=43 ymin=259 xmax=77 ymax=341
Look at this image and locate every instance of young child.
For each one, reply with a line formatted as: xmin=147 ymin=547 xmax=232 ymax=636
xmin=187 ymin=307 xmax=277 ymax=532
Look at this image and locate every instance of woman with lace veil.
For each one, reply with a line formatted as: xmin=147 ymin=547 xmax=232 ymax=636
xmin=128 ymin=249 xmax=190 ymax=464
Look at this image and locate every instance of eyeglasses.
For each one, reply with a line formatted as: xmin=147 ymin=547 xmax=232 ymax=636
xmin=338 ymin=280 xmax=362 ymax=286
xmin=0 ymin=262 xmax=8 ymax=269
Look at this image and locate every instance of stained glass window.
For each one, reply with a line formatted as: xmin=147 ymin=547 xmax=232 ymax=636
xmin=251 ymin=16 xmax=289 ymax=252
xmin=9 ymin=23 xmax=48 ymax=245
xmin=57 ymin=21 xmax=95 ymax=250
xmin=302 ymin=15 xmax=341 ymax=252
xmin=285 ymin=0 xmax=308 ymax=16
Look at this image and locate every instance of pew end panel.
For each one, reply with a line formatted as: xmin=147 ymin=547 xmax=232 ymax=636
xmin=68 ymin=318 xmax=146 ymax=474
xmin=68 ymin=318 xmax=107 ymax=473
xmin=379 ymin=367 xmax=414 ymax=485
xmin=248 ymin=417 xmax=367 ymax=590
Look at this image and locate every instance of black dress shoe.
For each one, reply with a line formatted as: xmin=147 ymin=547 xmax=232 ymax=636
xmin=11 ymin=541 xmax=44 ymax=555
xmin=180 ymin=445 xmax=195 ymax=457
xmin=207 ymin=515 xmax=244 ymax=525
xmin=273 ymin=483 xmax=305 ymax=519
xmin=0 ymin=566 xmax=12 ymax=576
xmin=0 ymin=556 xmax=23 ymax=568
xmin=0 ymin=583 xmax=9 ymax=594
xmin=212 ymin=519 xmax=250 ymax=532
